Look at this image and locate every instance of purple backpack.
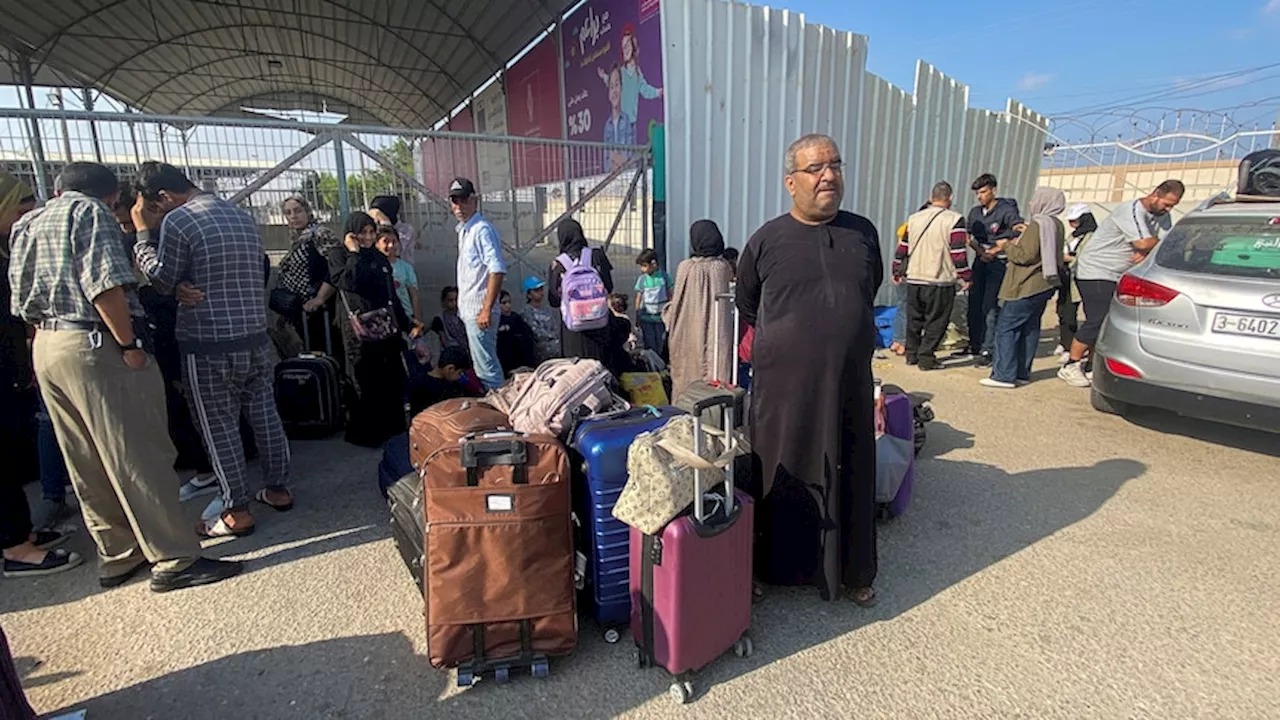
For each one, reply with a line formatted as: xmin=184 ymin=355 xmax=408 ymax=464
xmin=556 ymin=247 xmax=609 ymax=332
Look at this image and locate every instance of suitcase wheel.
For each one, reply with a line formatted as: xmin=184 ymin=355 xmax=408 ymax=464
xmin=494 ymin=666 xmax=510 ymax=684
xmin=669 ymin=680 xmax=694 ymax=705
xmin=734 ymin=635 xmax=754 ymax=659
xmin=530 ymin=659 xmax=550 ymax=679
xmin=603 ymin=627 xmax=622 ymax=644
xmin=456 ymin=670 xmax=474 ymax=688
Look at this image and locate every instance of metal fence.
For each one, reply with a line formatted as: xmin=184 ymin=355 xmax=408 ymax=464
xmin=0 ymin=108 xmax=651 ymax=321
xmin=1039 ymin=120 xmax=1280 ymax=223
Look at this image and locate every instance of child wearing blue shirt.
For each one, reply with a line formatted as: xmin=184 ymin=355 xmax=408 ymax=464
xmin=633 ymin=248 xmax=672 ymax=359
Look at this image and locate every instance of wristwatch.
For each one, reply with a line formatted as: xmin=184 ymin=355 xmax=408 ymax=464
xmin=121 ymin=337 xmax=145 ymax=352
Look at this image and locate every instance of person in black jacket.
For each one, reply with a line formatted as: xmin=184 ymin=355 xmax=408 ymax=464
xmin=965 ymin=173 xmax=1024 ymax=366
xmin=548 ymin=219 xmax=614 ymax=362
xmin=496 ymin=290 xmax=537 ymax=374
xmin=328 ymin=212 xmax=421 ymax=447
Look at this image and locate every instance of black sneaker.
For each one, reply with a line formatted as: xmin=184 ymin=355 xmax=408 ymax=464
xmin=918 ymin=359 xmax=940 ymax=371
xmin=904 ymin=356 xmax=919 ymax=366
xmin=975 ymin=353 xmax=993 ymax=368
xmin=150 ymin=557 xmax=245 ymax=594
xmin=32 ymin=529 xmax=71 ymax=550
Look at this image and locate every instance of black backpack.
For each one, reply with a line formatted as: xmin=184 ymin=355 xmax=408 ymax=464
xmin=1238 ymin=149 xmax=1280 ymax=198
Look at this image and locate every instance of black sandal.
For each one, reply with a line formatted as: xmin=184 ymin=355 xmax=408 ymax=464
xmin=32 ymin=530 xmax=70 ymax=550
xmin=2 ymin=548 xmax=83 ymax=578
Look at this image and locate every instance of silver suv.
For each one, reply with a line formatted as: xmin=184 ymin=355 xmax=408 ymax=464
xmin=1092 ymin=198 xmax=1280 ymax=433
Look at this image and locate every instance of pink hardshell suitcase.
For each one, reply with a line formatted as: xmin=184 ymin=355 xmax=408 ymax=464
xmin=629 ymin=391 xmax=754 ymax=705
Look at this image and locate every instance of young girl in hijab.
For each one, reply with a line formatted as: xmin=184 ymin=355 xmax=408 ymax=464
xmin=664 ymin=219 xmax=735 ymax=395
xmin=328 ymin=212 xmax=420 ymax=447
xmin=548 ymin=219 xmax=615 ymax=362
xmin=369 ymin=195 xmax=417 ymax=266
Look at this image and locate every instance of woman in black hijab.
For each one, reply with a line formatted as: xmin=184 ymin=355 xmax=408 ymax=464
xmin=328 ymin=211 xmax=418 ymax=447
xmin=548 ymin=219 xmax=615 ymax=361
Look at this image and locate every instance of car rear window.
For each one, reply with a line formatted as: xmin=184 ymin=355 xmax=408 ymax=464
xmin=1154 ymin=216 xmax=1280 ymax=279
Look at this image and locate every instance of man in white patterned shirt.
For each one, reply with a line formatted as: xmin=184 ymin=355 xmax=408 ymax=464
xmin=10 ymin=162 xmax=242 ymax=592
xmin=132 ymin=162 xmax=291 ymax=539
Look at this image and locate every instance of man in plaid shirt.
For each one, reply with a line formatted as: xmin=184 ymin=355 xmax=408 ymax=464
xmin=132 ymin=162 xmax=291 ymax=539
xmin=9 ymin=162 xmax=241 ymax=592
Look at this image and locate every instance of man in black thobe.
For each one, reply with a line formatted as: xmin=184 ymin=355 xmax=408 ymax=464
xmin=737 ymin=134 xmax=883 ymax=605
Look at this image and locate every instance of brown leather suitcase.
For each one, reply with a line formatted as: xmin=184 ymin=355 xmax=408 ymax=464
xmin=409 ymin=398 xmax=509 ymax=472
xmin=411 ymin=399 xmax=577 ymax=685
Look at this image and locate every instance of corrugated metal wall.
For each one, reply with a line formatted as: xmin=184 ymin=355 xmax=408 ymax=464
xmin=661 ymin=0 xmax=868 ymax=254
xmin=662 ymin=1 xmax=1048 ymax=304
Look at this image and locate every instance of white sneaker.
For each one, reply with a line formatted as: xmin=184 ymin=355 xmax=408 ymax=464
xmin=1052 ymin=344 xmax=1065 ymax=356
xmin=1058 ymin=363 xmax=1091 ymax=388
xmin=179 ymin=473 xmax=220 ymax=502
xmin=1058 ymin=351 xmax=1072 ymax=366
xmin=980 ymin=378 xmax=1017 ymax=389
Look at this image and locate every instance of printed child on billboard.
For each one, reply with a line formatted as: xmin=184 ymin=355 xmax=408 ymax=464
xmin=602 ymin=65 xmax=635 ymax=173
xmin=595 ymin=23 xmax=661 ymax=145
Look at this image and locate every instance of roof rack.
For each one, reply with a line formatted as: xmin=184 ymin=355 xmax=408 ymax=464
xmin=1196 ymin=191 xmax=1232 ymax=212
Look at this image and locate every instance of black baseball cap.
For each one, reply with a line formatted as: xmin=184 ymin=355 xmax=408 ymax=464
xmin=448 ymin=177 xmax=476 ymax=199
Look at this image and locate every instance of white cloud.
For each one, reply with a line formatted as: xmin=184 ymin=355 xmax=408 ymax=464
xmin=1017 ymin=73 xmax=1053 ymax=91
xmin=1265 ymin=0 xmax=1280 ymax=14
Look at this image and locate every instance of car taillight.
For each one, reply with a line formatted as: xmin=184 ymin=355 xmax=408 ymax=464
xmin=1116 ymin=274 xmax=1179 ymax=307
xmin=1105 ymin=357 xmax=1143 ymax=379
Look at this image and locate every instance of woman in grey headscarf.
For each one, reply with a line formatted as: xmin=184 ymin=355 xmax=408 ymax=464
xmin=981 ymin=187 xmax=1066 ymax=389
xmin=663 ymin=220 xmax=735 ymax=395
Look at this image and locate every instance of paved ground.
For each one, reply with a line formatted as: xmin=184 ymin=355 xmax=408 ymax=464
xmin=4 ymin=344 xmax=1279 ymax=719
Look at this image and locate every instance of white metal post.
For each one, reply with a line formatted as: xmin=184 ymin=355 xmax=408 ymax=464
xmin=18 ymin=55 xmax=50 ymax=199
xmin=334 ymin=134 xmax=351 ymax=217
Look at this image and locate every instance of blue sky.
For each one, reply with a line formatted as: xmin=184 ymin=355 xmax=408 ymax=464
xmin=787 ymin=0 xmax=1280 ymax=125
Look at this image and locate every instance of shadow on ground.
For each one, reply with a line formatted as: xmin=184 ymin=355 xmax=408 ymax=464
xmin=1118 ymin=407 xmax=1280 ymax=458
xmin=29 ymin=416 xmax=1144 ymax=718
xmin=0 ymin=439 xmax=388 ymax=615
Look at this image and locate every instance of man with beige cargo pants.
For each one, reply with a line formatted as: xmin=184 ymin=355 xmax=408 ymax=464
xmin=7 ymin=161 xmax=242 ymax=593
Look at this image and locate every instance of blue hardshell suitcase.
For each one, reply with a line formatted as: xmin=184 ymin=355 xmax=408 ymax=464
xmin=571 ymin=405 xmax=686 ymax=642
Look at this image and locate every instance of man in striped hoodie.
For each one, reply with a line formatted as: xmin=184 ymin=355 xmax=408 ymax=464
xmin=892 ymin=181 xmax=972 ymax=371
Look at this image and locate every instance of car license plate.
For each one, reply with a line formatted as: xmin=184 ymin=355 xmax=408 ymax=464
xmin=1211 ymin=312 xmax=1280 ymax=340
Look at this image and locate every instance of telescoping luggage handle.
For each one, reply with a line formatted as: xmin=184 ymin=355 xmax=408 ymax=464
xmin=460 ymin=432 xmax=528 ymax=486
xmin=298 ymin=307 xmax=334 ymax=358
xmin=714 ymin=285 xmax=739 ymax=387
xmin=658 ymin=394 xmax=738 ymax=524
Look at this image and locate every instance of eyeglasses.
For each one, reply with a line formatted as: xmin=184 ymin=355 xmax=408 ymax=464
xmin=791 ymin=160 xmax=845 ymax=177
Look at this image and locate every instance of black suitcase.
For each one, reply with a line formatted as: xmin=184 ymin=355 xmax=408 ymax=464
xmin=386 ymin=471 xmax=424 ymax=590
xmin=1238 ymin=149 xmax=1280 ymax=198
xmin=274 ymin=308 xmax=344 ymax=438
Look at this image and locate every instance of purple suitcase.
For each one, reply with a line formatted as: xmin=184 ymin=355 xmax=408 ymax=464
xmin=880 ymin=391 xmax=915 ymax=518
xmin=630 ymin=393 xmax=754 ymax=705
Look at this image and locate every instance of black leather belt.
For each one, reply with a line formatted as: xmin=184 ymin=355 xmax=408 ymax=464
xmin=38 ymin=319 xmax=108 ymax=332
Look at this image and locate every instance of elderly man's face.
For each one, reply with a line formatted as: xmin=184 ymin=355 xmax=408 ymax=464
xmin=785 ymin=141 xmax=844 ymax=221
